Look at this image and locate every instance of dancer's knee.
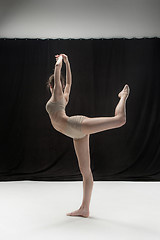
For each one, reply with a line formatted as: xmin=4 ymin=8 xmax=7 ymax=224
xmin=115 ymin=114 xmax=126 ymax=127
xmin=120 ymin=115 xmax=126 ymax=126
xmin=80 ymin=168 xmax=92 ymax=178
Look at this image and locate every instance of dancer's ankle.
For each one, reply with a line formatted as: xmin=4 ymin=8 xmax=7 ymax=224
xmin=80 ymin=205 xmax=89 ymax=211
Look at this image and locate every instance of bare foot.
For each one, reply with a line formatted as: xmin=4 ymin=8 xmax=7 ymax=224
xmin=66 ymin=207 xmax=89 ymax=218
xmin=118 ymin=84 xmax=130 ymax=99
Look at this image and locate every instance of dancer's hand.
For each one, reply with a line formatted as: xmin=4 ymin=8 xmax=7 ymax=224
xmin=55 ymin=54 xmax=63 ymax=67
xmin=55 ymin=54 xmax=61 ymax=61
xmin=55 ymin=54 xmax=68 ymax=63
xmin=61 ymin=54 xmax=68 ymax=64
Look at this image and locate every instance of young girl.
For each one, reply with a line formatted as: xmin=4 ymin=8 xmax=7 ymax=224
xmin=46 ymin=54 xmax=130 ymax=218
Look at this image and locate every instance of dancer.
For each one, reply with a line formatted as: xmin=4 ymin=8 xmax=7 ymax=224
xmin=46 ymin=54 xmax=130 ymax=218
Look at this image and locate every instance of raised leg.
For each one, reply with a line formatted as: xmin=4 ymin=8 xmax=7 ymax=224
xmin=66 ymin=134 xmax=93 ymax=218
xmin=81 ymin=85 xmax=130 ymax=135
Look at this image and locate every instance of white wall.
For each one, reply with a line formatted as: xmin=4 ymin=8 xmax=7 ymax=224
xmin=0 ymin=0 xmax=160 ymax=38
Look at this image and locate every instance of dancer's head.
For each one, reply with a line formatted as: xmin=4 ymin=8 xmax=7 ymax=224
xmin=47 ymin=73 xmax=66 ymax=93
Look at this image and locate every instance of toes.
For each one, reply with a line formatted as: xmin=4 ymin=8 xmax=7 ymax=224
xmin=66 ymin=211 xmax=78 ymax=216
xmin=124 ymin=85 xmax=128 ymax=90
xmin=66 ymin=212 xmax=71 ymax=216
xmin=66 ymin=211 xmax=89 ymax=218
xmin=66 ymin=212 xmax=75 ymax=216
xmin=125 ymin=84 xmax=129 ymax=91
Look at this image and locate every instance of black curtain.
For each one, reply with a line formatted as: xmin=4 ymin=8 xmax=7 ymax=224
xmin=0 ymin=38 xmax=160 ymax=181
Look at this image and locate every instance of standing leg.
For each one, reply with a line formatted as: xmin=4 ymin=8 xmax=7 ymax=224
xmin=81 ymin=84 xmax=130 ymax=135
xmin=66 ymin=134 xmax=93 ymax=218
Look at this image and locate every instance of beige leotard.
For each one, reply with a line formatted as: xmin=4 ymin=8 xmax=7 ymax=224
xmin=46 ymin=96 xmax=86 ymax=140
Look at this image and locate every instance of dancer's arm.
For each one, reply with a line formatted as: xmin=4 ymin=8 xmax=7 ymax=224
xmin=53 ymin=55 xmax=63 ymax=95
xmin=62 ymin=54 xmax=72 ymax=96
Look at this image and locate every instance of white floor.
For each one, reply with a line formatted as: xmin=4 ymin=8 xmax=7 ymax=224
xmin=0 ymin=181 xmax=160 ymax=240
